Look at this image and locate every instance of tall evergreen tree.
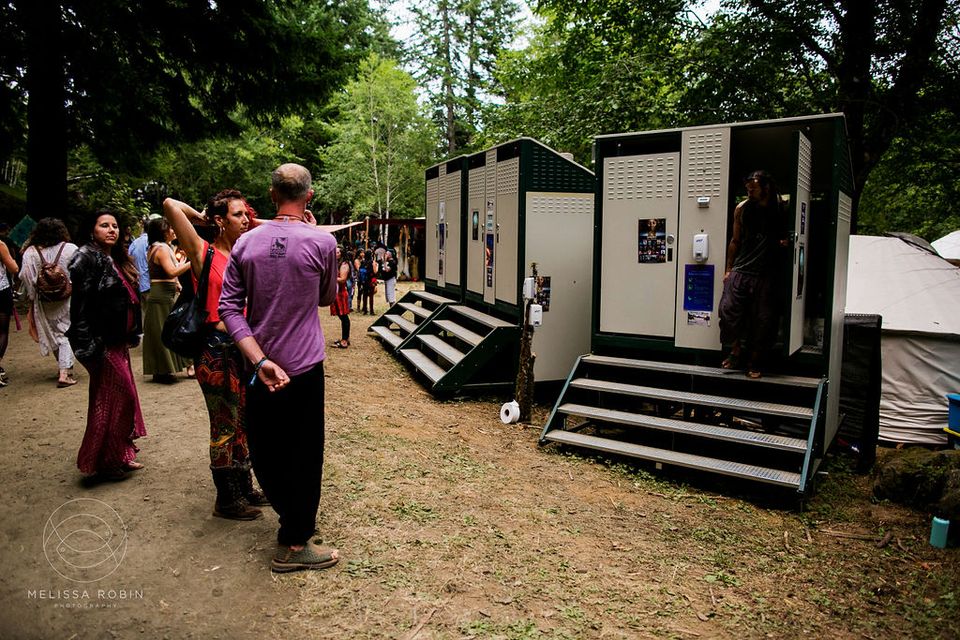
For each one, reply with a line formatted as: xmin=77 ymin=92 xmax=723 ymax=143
xmin=409 ymin=0 xmax=520 ymax=154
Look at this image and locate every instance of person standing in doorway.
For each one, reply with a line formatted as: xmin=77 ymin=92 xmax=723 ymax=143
xmin=718 ymin=170 xmax=789 ymax=379
xmin=219 ymin=163 xmax=340 ymax=573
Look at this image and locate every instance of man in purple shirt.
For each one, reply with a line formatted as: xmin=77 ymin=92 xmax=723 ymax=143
xmin=219 ymin=163 xmax=340 ymax=573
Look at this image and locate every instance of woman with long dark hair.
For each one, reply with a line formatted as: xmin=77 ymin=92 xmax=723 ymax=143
xmin=67 ymin=210 xmax=146 ymax=479
xmin=21 ymin=217 xmax=79 ymax=387
xmin=163 ymin=191 xmax=266 ymax=520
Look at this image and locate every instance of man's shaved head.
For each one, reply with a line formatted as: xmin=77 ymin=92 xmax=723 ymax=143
xmin=271 ymin=163 xmax=312 ymax=204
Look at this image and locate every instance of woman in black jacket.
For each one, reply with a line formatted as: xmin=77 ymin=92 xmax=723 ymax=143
xmin=67 ymin=210 xmax=147 ymax=480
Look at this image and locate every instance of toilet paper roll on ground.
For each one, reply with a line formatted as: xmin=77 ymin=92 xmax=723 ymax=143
xmin=500 ymin=401 xmax=520 ymax=424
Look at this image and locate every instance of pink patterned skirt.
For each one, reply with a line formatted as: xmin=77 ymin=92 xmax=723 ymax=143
xmin=77 ymin=344 xmax=147 ymax=474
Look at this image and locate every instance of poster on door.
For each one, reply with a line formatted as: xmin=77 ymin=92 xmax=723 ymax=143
xmin=638 ymin=218 xmax=667 ymax=263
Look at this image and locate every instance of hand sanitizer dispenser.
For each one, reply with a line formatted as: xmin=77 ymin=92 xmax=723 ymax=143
xmin=693 ymin=233 xmax=709 ymax=263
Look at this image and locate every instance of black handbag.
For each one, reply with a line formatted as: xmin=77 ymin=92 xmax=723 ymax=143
xmin=161 ymin=246 xmax=214 ymax=358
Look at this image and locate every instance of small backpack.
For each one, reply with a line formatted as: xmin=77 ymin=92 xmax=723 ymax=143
xmin=35 ymin=243 xmax=72 ymax=302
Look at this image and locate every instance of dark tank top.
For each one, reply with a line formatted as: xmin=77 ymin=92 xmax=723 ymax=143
xmin=732 ymin=199 xmax=785 ymax=276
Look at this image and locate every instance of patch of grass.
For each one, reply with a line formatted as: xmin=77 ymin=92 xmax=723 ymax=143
xmin=391 ymin=501 xmax=439 ymax=523
xmin=460 ymin=619 xmax=543 ymax=639
xmin=704 ymin=570 xmax=740 ymax=587
xmin=345 ymin=558 xmax=384 ymax=578
xmin=691 ymin=526 xmax=742 ymax=546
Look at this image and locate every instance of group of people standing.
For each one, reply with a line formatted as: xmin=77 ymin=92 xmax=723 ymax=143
xmin=328 ymin=242 xmax=398 ymax=349
xmin=0 ymin=162 xmax=343 ymax=574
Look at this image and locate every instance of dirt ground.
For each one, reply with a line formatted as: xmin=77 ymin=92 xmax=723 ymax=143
xmin=1 ymin=280 xmax=958 ymax=639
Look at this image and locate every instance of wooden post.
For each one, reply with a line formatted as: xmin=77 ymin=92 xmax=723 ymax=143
xmin=515 ymin=263 xmax=537 ymax=423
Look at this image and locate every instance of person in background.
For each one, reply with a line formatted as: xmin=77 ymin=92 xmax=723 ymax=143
xmin=379 ymin=247 xmax=398 ymax=307
xmin=142 ymin=217 xmax=191 ymax=383
xmin=329 ymin=245 xmax=351 ymax=349
xmin=718 ymin=170 xmax=789 ymax=379
xmin=219 ymin=163 xmax=340 ymax=573
xmin=67 ymin=210 xmax=146 ymax=480
xmin=20 ymin=218 xmax=79 ymax=387
xmin=164 ymin=191 xmax=266 ymax=520
xmin=0 ymin=236 xmax=19 ymax=387
xmin=358 ymin=249 xmax=377 ymax=315
xmin=127 ymin=215 xmax=153 ymax=300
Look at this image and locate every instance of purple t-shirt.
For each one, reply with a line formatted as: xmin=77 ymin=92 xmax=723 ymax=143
xmin=220 ymin=220 xmax=338 ymax=377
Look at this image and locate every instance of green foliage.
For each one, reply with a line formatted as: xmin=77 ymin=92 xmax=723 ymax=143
xmin=316 ymin=54 xmax=435 ymax=222
xmin=66 ymin=147 xmax=150 ymax=232
xmin=150 ymin=117 xmax=307 ymax=217
xmin=858 ymin=113 xmax=960 ymax=240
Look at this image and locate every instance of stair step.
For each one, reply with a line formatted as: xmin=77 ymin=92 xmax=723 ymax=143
xmin=569 ymin=378 xmax=813 ymax=420
xmin=384 ymin=314 xmax=417 ymax=334
xmin=543 ymin=430 xmax=801 ymax=489
xmin=450 ymin=305 xmax=514 ymax=328
xmin=412 ymin=290 xmax=457 ymax=305
xmin=558 ymin=404 xmax=808 ymax=453
xmin=399 ymin=349 xmax=446 ymax=384
xmin=582 ymin=355 xmax=822 ymax=389
xmin=369 ymin=325 xmax=403 ymax=348
xmin=434 ymin=320 xmax=484 ymax=347
xmin=418 ymin=334 xmax=465 ymax=366
xmin=399 ymin=302 xmax=432 ymax=320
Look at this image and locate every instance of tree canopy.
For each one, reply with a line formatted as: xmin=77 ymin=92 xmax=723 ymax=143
xmin=3 ymin=0 xmax=380 ymax=216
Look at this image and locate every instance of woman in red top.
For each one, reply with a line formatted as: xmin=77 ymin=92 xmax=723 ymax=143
xmin=163 ymin=191 xmax=267 ymax=520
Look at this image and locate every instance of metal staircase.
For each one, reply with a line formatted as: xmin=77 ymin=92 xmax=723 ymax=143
xmin=368 ymin=290 xmax=458 ymax=351
xmin=539 ymin=355 xmax=828 ymax=494
xmin=391 ymin=304 xmax=521 ymax=394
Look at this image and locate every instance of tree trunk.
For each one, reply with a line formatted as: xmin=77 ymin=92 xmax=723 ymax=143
xmin=514 ymin=263 xmax=537 ymax=422
xmin=22 ymin=0 xmax=67 ymax=218
xmin=441 ymin=1 xmax=457 ymax=154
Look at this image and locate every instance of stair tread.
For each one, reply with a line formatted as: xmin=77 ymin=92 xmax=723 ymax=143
xmin=582 ymin=355 xmax=822 ymax=389
xmin=384 ymin=314 xmax=417 ymax=334
xmin=369 ymin=325 xmax=403 ymax=348
xmin=399 ymin=349 xmax=446 ymax=384
xmin=411 ymin=290 xmax=458 ymax=305
xmin=418 ymin=334 xmax=466 ymax=366
xmin=558 ymin=403 xmax=808 ymax=453
xmin=399 ymin=302 xmax=432 ymax=319
xmin=569 ymin=378 xmax=813 ymax=420
xmin=434 ymin=319 xmax=484 ymax=347
xmin=450 ymin=305 xmax=514 ymax=328
xmin=543 ymin=430 xmax=801 ymax=488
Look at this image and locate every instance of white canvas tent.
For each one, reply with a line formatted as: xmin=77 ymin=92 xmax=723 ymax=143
xmin=932 ymin=230 xmax=960 ymax=262
xmin=846 ymin=235 xmax=960 ymax=444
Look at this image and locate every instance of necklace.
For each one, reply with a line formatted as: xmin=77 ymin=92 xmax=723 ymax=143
xmin=275 ymin=215 xmax=305 ymax=223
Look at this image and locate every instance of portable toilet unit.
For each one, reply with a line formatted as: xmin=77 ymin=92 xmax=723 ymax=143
xmin=373 ymin=138 xmax=597 ymax=394
xmin=369 ymin=156 xmax=469 ymax=347
xmin=540 ymin=114 xmax=853 ymax=496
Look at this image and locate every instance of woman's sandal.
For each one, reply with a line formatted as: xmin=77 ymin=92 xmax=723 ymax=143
xmin=57 ymin=377 xmax=78 ymax=388
xmin=123 ymin=461 xmax=145 ymax=471
xmin=331 ymin=340 xmax=349 ymax=349
xmin=271 ymin=540 xmax=340 ymax=573
xmin=746 ymin=369 xmax=762 ymax=379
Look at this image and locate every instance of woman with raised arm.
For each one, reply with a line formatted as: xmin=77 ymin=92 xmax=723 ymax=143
xmin=67 ymin=210 xmax=146 ymax=480
xmin=163 ymin=191 xmax=266 ymax=520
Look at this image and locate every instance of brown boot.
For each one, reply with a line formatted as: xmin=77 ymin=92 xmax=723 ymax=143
xmin=212 ymin=468 xmax=262 ymax=520
xmin=238 ymin=467 xmax=270 ymax=506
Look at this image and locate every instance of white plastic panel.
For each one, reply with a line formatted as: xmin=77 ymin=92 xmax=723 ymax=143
xmin=675 ymin=127 xmax=730 ymax=350
xmin=788 ymin=132 xmax=812 ymax=353
xmin=466 ymin=165 xmax=485 ymax=295
xmin=425 ymin=174 xmax=440 ymax=282
xmin=443 ymin=169 xmax=463 ymax=287
xmin=600 ymin=153 xmax=680 ymax=337
xmin=527 ymin=192 xmax=594 ymax=381
xmin=495 ymin=158 xmax=520 ymax=304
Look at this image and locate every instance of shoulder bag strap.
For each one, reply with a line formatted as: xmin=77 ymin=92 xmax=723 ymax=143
xmin=195 ymin=246 xmax=215 ymax=308
xmin=52 ymin=242 xmax=66 ymax=265
xmin=35 ymin=245 xmax=48 ymax=267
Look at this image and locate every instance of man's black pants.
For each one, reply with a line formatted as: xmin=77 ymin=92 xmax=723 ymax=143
xmin=245 ymin=361 xmax=325 ymax=547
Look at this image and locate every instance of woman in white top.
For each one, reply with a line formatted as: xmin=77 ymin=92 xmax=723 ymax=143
xmin=21 ymin=218 xmax=79 ymax=387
